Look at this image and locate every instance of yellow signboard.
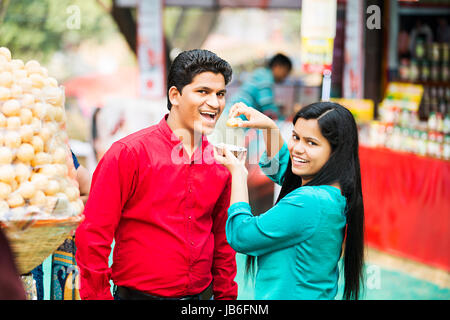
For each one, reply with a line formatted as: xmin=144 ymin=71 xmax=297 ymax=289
xmin=300 ymin=37 xmax=334 ymax=74
xmin=330 ymin=98 xmax=374 ymax=122
xmin=300 ymin=0 xmax=337 ymax=74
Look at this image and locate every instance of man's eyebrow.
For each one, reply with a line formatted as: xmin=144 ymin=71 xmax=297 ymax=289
xmin=194 ymin=86 xmax=226 ymax=93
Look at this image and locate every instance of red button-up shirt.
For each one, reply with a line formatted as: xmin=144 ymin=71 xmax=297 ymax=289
xmin=75 ymin=115 xmax=237 ymax=300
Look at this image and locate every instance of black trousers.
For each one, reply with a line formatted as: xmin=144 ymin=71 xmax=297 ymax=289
xmin=113 ymin=283 xmax=213 ymax=300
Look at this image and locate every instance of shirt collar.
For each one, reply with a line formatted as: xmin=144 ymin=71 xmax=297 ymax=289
xmin=158 ymin=114 xmax=212 ymax=164
xmin=158 ymin=114 xmax=178 ymax=146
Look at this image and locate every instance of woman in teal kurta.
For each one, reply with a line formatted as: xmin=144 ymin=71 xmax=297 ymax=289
xmin=215 ymin=102 xmax=365 ymax=300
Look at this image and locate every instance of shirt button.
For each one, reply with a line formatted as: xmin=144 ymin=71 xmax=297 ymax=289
xmin=191 ymin=241 xmax=194 ymax=246
xmin=188 ymin=216 xmax=192 ymax=219
xmin=189 ymin=188 xmax=192 ymax=193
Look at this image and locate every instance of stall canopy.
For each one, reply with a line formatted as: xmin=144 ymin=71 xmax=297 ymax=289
xmin=117 ymin=0 xmax=302 ymax=8
xmin=165 ymin=0 xmax=301 ymax=8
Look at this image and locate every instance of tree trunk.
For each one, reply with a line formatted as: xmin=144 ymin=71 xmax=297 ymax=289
xmin=111 ymin=1 xmax=137 ymax=55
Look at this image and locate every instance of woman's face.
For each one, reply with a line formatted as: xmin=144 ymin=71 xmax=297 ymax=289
xmin=287 ymin=118 xmax=332 ymax=185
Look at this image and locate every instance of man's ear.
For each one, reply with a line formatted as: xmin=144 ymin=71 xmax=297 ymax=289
xmin=168 ymin=86 xmax=180 ymax=108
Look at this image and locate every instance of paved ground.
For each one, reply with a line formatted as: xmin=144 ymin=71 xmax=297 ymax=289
xmin=41 ymin=246 xmax=449 ymax=300
xmin=234 ymin=248 xmax=450 ymax=300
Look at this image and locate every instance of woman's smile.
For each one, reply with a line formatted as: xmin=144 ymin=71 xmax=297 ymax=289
xmin=291 ymin=155 xmax=309 ymax=167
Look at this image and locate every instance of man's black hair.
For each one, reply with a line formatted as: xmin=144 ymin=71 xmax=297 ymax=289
xmin=167 ymin=49 xmax=232 ymax=110
xmin=267 ymin=53 xmax=292 ymax=71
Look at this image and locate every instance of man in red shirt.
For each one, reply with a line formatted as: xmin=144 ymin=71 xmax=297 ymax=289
xmin=75 ymin=50 xmax=238 ymax=300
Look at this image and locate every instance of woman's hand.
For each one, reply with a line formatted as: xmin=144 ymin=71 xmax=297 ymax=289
xmin=228 ymin=102 xmax=278 ymax=130
xmin=213 ymin=144 xmax=248 ymax=176
xmin=214 ymin=144 xmax=250 ymax=205
xmin=229 ymin=102 xmax=285 ymax=159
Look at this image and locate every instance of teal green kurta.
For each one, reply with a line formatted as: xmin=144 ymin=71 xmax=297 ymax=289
xmin=226 ymin=143 xmax=347 ymax=299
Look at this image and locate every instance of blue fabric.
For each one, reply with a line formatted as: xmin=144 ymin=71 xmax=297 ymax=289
xmin=30 ymin=264 xmax=44 ymax=300
xmin=226 ymin=145 xmax=347 ymax=300
xmin=71 ymin=150 xmax=80 ymax=169
xmin=31 ymin=149 xmax=79 ymax=299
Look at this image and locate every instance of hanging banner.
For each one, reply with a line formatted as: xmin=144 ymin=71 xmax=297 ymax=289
xmin=300 ymin=0 xmax=337 ymax=74
xmin=301 ymin=38 xmax=334 ymax=74
xmin=343 ymin=0 xmax=364 ymax=99
xmin=137 ymin=0 xmax=166 ymax=98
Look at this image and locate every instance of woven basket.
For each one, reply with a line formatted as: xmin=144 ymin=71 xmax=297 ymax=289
xmin=0 ymin=214 xmax=84 ymax=275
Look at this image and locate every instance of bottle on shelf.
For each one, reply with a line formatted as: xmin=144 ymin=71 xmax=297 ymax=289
xmin=442 ymin=61 xmax=449 ymax=82
xmin=431 ymin=42 xmax=440 ymax=63
xmin=419 ymin=86 xmax=430 ymax=121
xmin=444 ymin=91 xmax=450 ymax=136
xmin=399 ymin=58 xmax=410 ymax=81
xmin=410 ymin=59 xmax=420 ymax=82
xmin=444 ymin=135 xmax=450 ymax=160
xmin=431 ymin=61 xmax=440 ymax=82
xmin=436 ymin=87 xmax=445 ymax=133
xmin=427 ymin=87 xmax=438 ymax=131
xmin=415 ymin=39 xmax=426 ymax=61
xmin=421 ymin=60 xmax=430 ymax=82
xmin=442 ymin=43 xmax=449 ymax=64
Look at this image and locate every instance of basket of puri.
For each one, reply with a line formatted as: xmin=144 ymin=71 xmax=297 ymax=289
xmin=0 ymin=47 xmax=84 ymax=275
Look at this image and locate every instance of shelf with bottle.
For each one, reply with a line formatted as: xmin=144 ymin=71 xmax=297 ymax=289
xmin=398 ymin=0 xmax=450 ymax=16
xmin=398 ymin=41 xmax=449 ymax=85
xmin=365 ymin=85 xmax=450 ymax=160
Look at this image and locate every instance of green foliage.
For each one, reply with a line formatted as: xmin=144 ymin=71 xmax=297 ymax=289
xmin=0 ymin=0 xmax=117 ymax=63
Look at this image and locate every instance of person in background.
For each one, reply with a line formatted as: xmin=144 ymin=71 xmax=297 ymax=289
xmin=30 ymin=150 xmax=91 ymax=300
xmin=76 ymin=49 xmax=237 ymax=300
xmin=91 ymin=107 xmax=102 ymax=163
xmin=49 ymin=151 xmax=90 ymax=300
xmin=215 ymin=101 xmax=365 ymax=299
xmin=0 ymin=229 xmax=26 ymax=300
xmin=228 ymin=53 xmax=292 ymax=121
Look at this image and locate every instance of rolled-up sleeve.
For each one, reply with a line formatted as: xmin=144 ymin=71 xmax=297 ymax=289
xmin=258 ymin=141 xmax=289 ymax=186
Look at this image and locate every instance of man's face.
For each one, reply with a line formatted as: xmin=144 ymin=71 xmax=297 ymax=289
xmin=272 ymin=65 xmax=291 ymax=83
xmin=169 ymin=71 xmax=226 ymax=136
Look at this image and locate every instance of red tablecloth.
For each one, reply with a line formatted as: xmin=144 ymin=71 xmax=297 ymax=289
xmin=359 ymin=146 xmax=450 ymax=271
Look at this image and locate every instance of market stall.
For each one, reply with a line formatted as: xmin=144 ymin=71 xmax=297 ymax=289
xmin=356 ymin=0 xmax=450 ymax=271
xmin=360 ymin=145 xmax=450 ymax=271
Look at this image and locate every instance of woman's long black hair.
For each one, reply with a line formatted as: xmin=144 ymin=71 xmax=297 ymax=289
xmin=246 ymin=101 xmax=365 ymax=300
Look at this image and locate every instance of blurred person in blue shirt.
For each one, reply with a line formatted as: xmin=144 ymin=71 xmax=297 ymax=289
xmin=209 ymin=53 xmax=292 ymax=147
xmin=228 ymin=53 xmax=292 ymax=121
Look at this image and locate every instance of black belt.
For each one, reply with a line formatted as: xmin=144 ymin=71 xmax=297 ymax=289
xmin=114 ymin=283 xmax=213 ymax=300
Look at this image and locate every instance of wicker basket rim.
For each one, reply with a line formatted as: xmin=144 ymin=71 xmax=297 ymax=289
xmin=0 ymin=214 xmax=84 ymax=229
